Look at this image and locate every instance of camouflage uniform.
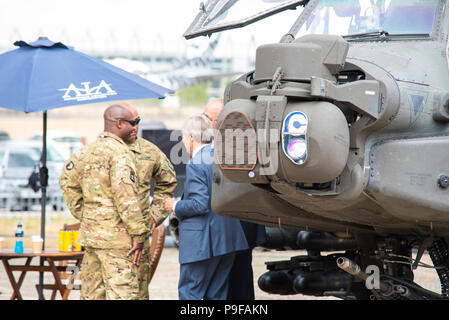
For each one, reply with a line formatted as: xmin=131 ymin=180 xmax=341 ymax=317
xmin=59 ymin=146 xmax=88 ymax=221
xmin=128 ymin=136 xmax=177 ymax=300
xmin=59 ymin=132 xmax=149 ymax=300
xmin=60 ymin=135 xmax=177 ymax=300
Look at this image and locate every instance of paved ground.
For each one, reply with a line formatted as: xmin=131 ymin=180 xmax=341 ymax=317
xmin=0 ymin=247 xmax=442 ymax=300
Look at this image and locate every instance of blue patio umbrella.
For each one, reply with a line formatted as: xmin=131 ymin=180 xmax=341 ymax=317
xmin=0 ymin=37 xmax=174 ymax=299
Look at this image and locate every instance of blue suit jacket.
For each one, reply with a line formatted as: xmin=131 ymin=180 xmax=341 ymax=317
xmin=175 ymin=144 xmax=249 ymax=264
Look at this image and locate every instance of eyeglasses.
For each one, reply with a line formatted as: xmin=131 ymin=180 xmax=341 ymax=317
xmin=115 ymin=117 xmax=141 ymax=127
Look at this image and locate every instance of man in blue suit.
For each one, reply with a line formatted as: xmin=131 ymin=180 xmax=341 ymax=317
xmin=227 ymin=221 xmax=267 ymax=300
xmin=203 ymin=99 xmax=267 ymax=300
xmin=163 ymin=114 xmax=248 ymax=300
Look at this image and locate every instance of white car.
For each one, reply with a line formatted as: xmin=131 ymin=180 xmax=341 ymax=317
xmin=29 ymin=130 xmax=84 ymax=160
xmin=0 ymin=140 xmax=66 ymax=210
xmin=0 ymin=140 xmax=65 ymax=184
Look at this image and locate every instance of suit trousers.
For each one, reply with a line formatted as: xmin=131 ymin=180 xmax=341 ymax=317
xmin=178 ymin=252 xmax=235 ymax=300
xmin=227 ymin=249 xmax=255 ymax=300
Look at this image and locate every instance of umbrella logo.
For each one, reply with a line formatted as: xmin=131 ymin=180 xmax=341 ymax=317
xmin=59 ymin=80 xmax=117 ymax=102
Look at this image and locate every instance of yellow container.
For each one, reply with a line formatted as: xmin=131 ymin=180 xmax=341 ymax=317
xmin=58 ymin=230 xmax=65 ymax=251
xmin=72 ymin=230 xmax=82 ymax=251
xmin=64 ymin=230 xmax=73 ymax=252
xmin=59 ymin=230 xmax=73 ymax=252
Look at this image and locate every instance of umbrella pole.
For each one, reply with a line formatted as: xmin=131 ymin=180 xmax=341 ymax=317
xmin=38 ymin=110 xmax=48 ymax=300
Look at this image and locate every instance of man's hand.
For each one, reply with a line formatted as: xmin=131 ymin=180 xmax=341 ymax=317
xmin=150 ymin=220 xmax=156 ymax=234
xmin=127 ymin=241 xmax=144 ymax=265
xmin=163 ymin=198 xmax=175 ymax=213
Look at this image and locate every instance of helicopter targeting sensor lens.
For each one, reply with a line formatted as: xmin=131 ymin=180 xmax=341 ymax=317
xmin=285 ymin=112 xmax=308 ymax=134
xmin=282 ymin=111 xmax=308 ymax=165
xmin=287 ymin=138 xmax=306 ymax=160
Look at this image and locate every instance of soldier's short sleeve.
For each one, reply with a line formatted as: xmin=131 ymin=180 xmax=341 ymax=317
xmin=110 ymin=150 xmax=149 ymax=240
xmin=59 ymin=155 xmax=83 ymax=221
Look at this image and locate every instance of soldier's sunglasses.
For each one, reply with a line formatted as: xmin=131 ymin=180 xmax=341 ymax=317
xmin=115 ymin=117 xmax=141 ymax=126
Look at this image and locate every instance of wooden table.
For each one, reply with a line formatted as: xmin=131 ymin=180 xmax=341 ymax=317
xmin=0 ymin=250 xmax=84 ymax=300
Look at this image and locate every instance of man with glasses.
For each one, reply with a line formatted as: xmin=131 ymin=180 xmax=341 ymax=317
xmin=59 ymin=103 xmax=150 ymax=300
xmin=203 ymin=98 xmax=267 ymax=300
xmin=202 ymin=98 xmax=224 ymax=134
xmin=162 ymin=114 xmax=248 ymax=300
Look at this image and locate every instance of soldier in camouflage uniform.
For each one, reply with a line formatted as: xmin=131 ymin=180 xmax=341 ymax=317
xmin=60 ymin=102 xmax=177 ymax=300
xmin=124 ymin=102 xmax=177 ymax=299
xmin=59 ymin=104 xmax=150 ymax=300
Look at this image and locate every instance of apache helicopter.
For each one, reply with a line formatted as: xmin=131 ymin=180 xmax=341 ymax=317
xmin=183 ymin=0 xmax=449 ymax=300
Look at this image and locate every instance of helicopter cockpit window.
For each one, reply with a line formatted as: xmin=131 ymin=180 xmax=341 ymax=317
xmin=298 ymin=0 xmax=438 ymax=37
xmin=184 ymin=0 xmax=306 ymax=39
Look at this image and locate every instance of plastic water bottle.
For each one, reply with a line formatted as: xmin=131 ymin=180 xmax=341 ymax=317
xmin=14 ymin=222 xmax=24 ymax=254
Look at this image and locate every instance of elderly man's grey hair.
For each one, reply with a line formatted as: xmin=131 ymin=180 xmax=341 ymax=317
xmin=182 ymin=114 xmax=214 ymax=143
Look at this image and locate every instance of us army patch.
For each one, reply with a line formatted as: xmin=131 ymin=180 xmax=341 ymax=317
xmin=66 ymin=161 xmax=75 ymax=170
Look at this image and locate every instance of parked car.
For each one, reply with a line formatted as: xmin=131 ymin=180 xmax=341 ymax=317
xmin=0 ymin=130 xmax=10 ymax=141
xmin=0 ymin=140 xmax=65 ymax=210
xmin=0 ymin=143 xmax=36 ymax=184
xmin=29 ymin=130 xmax=84 ymax=160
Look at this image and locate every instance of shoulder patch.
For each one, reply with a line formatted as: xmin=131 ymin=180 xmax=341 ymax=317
xmin=65 ymin=161 xmax=75 ymax=171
